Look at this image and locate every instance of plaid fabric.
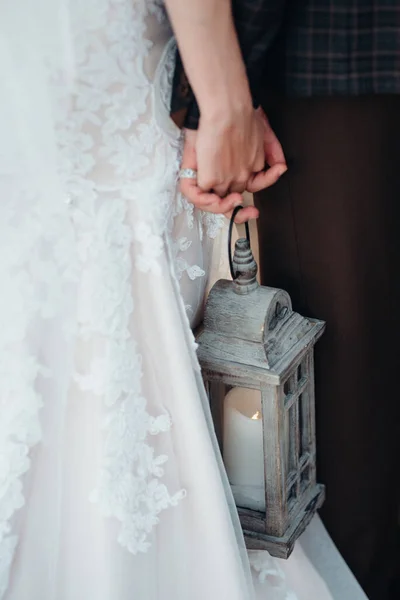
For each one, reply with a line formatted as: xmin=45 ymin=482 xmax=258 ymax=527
xmin=229 ymin=0 xmax=286 ymax=101
xmin=170 ymin=0 xmax=400 ymax=129
xmin=283 ymin=0 xmax=400 ymax=96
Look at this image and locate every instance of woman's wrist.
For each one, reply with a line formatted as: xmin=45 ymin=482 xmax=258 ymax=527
xmin=194 ymin=48 xmax=253 ymax=123
xmin=199 ymin=86 xmax=254 ymax=129
xmin=189 ymin=30 xmax=252 ymax=124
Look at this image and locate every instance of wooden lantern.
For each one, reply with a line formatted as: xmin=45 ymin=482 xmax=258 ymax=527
xmin=197 ymin=237 xmax=326 ymax=559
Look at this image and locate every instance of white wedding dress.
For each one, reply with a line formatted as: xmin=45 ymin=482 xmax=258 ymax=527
xmin=0 ymin=1 xmax=368 ymax=599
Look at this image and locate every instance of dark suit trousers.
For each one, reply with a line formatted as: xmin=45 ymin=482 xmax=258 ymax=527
xmin=255 ymin=95 xmax=400 ymax=600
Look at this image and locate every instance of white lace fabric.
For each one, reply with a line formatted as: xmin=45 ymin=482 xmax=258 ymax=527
xmin=0 ymin=2 xmax=342 ymax=600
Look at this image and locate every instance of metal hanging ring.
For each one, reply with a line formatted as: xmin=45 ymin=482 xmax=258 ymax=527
xmin=228 ymin=206 xmax=251 ymax=280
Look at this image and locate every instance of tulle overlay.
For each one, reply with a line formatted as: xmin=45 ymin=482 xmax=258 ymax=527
xmin=0 ymin=2 xmax=367 ymax=599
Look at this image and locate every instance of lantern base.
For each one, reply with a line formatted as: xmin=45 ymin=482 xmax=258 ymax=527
xmin=239 ymin=484 xmax=325 ymax=559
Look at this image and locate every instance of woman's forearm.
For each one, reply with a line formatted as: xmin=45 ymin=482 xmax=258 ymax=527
xmin=164 ymin=0 xmax=252 ymax=122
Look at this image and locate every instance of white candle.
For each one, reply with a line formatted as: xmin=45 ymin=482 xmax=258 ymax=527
xmin=223 ymin=387 xmax=265 ymax=511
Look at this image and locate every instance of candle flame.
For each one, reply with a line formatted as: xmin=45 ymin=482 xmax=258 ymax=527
xmin=251 ymin=411 xmax=261 ymax=420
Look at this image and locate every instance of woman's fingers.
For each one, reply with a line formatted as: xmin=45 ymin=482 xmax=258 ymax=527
xmin=238 ymin=107 xmax=287 ymax=194
xmin=180 ymin=175 xmax=243 ymax=213
xmin=229 ymin=178 xmax=249 ymax=194
xmin=212 ymin=182 xmax=231 ymax=198
xmin=179 ymin=127 xmax=261 ymax=224
xmin=226 ymin=204 xmax=259 ymax=224
xmin=262 ymin=111 xmax=286 ymax=167
xmin=246 ymin=163 xmax=287 ymax=194
xmin=180 ymin=129 xmax=246 ymax=215
xmin=180 ymin=173 xmax=258 ymax=224
xmin=195 ymin=105 xmax=266 ymax=196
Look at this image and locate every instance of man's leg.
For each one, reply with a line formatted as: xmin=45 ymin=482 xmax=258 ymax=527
xmin=256 ymin=95 xmax=400 ymax=600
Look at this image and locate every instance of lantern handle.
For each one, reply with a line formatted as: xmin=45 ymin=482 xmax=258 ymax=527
xmin=228 ymin=206 xmax=251 ymax=280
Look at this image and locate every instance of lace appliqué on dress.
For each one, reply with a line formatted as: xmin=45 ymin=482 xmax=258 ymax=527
xmin=133 ymin=222 xmax=164 ymax=276
xmin=249 ymin=551 xmax=299 ymax=600
xmin=53 ymin=0 xmax=185 ymax=559
xmin=0 ymin=175 xmax=77 ymax=596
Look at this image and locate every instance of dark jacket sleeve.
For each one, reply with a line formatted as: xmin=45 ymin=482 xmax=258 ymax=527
xmin=170 ymin=0 xmax=286 ymax=130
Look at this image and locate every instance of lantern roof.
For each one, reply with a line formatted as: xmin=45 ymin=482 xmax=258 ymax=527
xmin=196 ymin=239 xmax=325 ymax=384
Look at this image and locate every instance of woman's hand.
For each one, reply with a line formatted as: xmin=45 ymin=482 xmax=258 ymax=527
xmin=195 ymin=107 xmax=287 ymax=197
xmin=179 ymin=108 xmax=287 ymax=223
xmin=179 ymin=129 xmax=259 ymax=225
xmin=195 ymin=105 xmax=265 ymax=197
xmin=245 ymin=108 xmax=287 ymax=193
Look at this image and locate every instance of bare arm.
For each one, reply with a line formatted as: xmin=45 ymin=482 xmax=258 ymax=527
xmin=164 ymin=0 xmax=252 ymax=121
xmin=164 ymin=0 xmax=264 ymax=196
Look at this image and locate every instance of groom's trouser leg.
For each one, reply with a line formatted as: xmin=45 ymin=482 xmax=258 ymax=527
xmin=255 ymin=95 xmax=400 ymax=600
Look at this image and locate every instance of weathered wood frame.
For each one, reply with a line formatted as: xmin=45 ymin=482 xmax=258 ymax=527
xmin=197 ymin=238 xmax=326 ymax=559
xmin=201 ymin=341 xmax=325 ymax=559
